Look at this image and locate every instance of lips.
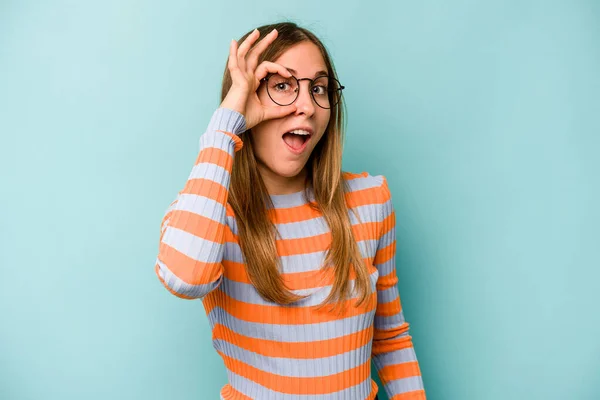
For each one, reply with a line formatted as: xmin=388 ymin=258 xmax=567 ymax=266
xmin=282 ymin=131 xmax=312 ymax=154
xmin=282 ymin=126 xmax=314 ymax=155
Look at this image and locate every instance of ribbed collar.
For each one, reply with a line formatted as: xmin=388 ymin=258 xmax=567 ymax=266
xmin=266 ymin=186 xmax=315 ymax=209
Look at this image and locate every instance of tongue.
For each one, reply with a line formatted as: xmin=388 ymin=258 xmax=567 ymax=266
xmin=282 ymin=132 xmax=305 ymax=149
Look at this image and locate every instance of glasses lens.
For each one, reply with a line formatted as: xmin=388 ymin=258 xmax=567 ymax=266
xmin=313 ymin=76 xmax=342 ymax=109
xmin=266 ymin=74 xmax=343 ymax=109
xmin=328 ymin=78 xmax=342 ymax=109
xmin=266 ymin=74 xmax=298 ymax=106
xmin=312 ymin=76 xmax=330 ymax=109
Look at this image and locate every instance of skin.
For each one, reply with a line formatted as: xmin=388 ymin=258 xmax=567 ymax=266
xmin=252 ymin=41 xmax=331 ymax=195
xmin=220 ymin=29 xmax=331 ymax=195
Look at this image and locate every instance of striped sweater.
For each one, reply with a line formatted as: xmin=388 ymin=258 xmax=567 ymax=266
xmin=155 ymin=107 xmax=426 ymax=400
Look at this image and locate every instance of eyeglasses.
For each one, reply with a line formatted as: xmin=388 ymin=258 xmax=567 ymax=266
xmin=260 ymin=73 xmax=345 ymax=109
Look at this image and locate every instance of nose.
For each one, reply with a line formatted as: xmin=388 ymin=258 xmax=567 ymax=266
xmin=293 ymin=81 xmax=316 ymax=117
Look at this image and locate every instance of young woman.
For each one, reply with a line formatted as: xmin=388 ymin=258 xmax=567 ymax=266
xmin=155 ymin=22 xmax=426 ymax=400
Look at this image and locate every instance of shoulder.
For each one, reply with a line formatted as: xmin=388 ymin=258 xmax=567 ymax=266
xmin=342 ymin=170 xmax=392 ymax=205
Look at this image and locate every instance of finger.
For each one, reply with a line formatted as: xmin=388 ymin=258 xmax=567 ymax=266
xmin=228 ymin=39 xmax=239 ymax=72
xmin=246 ymin=28 xmax=278 ymax=71
xmin=237 ymin=29 xmax=260 ymax=71
xmin=228 ymin=39 xmax=245 ymax=84
xmin=263 ymin=104 xmax=297 ymax=121
xmin=237 ymin=28 xmax=260 ymax=58
xmin=255 ymin=61 xmax=293 ymax=82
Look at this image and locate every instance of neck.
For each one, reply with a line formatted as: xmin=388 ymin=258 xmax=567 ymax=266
xmin=257 ymin=163 xmax=308 ymax=195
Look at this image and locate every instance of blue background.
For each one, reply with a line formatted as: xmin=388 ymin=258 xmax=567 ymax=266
xmin=1 ymin=1 xmax=599 ymax=399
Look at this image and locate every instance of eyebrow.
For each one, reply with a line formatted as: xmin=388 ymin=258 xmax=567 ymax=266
xmin=284 ymin=67 xmax=329 ymax=78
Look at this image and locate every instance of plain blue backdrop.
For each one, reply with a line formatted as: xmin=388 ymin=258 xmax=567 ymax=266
xmin=1 ymin=1 xmax=599 ymax=399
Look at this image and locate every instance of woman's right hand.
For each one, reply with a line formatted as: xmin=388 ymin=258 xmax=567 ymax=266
xmin=219 ymin=28 xmax=297 ymax=131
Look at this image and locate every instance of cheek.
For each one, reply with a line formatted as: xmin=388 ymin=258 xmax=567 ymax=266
xmin=257 ymin=85 xmax=271 ymax=105
xmin=316 ymin=111 xmax=331 ymax=136
xmin=252 ymin=124 xmax=282 ymax=154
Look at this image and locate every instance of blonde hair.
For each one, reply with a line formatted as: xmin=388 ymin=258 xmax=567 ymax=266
xmin=220 ymin=22 xmax=373 ymax=315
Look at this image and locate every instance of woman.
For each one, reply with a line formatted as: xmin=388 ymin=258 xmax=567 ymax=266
xmin=155 ymin=22 xmax=426 ymax=400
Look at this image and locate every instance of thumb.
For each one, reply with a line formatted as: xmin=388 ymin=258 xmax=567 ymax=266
xmin=264 ymin=104 xmax=297 ymax=121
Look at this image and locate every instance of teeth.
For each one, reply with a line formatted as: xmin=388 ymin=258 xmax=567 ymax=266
xmin=288 ymin=129 xmax=311 ymax=136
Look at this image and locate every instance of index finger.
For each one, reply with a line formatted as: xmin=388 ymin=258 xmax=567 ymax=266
xmin=228 ymin=39 xmax=239 ymax=70
xmin=246 ymin=29 xmax=278 ymax=71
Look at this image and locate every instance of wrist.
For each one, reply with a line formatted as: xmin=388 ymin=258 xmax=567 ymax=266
xmin=207 ymin=107 xmax=247 ymax=135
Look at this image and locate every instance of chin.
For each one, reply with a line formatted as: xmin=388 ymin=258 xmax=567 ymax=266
xmin=256 ymin=155 xmax=310 ymax=180
xmin=274 ymin=164 xmax=306 ymax=178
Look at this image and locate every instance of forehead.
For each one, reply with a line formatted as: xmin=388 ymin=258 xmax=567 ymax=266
xmin=273 ymin=41 xmax=327 ymax=77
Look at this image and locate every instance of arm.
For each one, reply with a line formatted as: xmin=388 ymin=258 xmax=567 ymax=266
xmin=154 ymin=107 xmax=246 ymax=299
xmin=371 ymin=176 xmax=427 ymax=399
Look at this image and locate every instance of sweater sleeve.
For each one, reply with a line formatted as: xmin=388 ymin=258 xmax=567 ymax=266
xmin=154 ymin=107 xmax=246 ymax=299
xmin=371 ymin=176 xmax=427 ymax=399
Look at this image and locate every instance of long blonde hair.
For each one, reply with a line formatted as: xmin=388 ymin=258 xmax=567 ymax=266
xmin=220 ymin=22 xmax=373 ymax=315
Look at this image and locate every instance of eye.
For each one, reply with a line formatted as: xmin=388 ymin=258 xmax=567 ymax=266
xmin=269 ymin=77 xmax=296 ymax=93
xmin=275 ymin=82 xmax=290 ymax=91
xmin=312 ymin=85 xmax=327 ymax=95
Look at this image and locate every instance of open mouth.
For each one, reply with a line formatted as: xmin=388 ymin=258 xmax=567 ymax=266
xmin=282 ymin=129 xmax=312 ymax=153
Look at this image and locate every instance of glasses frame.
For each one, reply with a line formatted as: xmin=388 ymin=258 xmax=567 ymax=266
xmin=259 ymin=73 xmax=345 ymax=109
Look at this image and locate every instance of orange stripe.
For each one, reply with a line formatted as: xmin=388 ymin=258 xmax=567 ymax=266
xmin=268 ymin=205 xmax=323 ymax=224
xmin=222 ymin=258 xmax=377 ymax=290
xmin=194 ymin=140 xmax=235 ymax=168
xmin=220 ymin=384 xmax=253 ymax=400
xmin=377 ymin=269 xmax=399 ymax=291
xmin=225 ymin=202 xmax=236 ymax=217
xmin=221 ymin=258 xmax=356 ymax=288
xmin=372 ymin=338 xmax=414 ymax=355
xmin=212 ymin=323 xmax=373 ymax=358
xmin=166 ymin=209 xmax=227 ymax=242
xmin=202 ymin=289 xmax=377 ymax=325
xmin=267 ymin=186 xmax=383 ymax=224
xmin=200 ymin=289 xmax=220 ymax=314
xmin=376 ymin=297 xmax=402 ymax=317
xmin=221 ymin=259 xmax=251 ymax=283
xmin=374 ymin=324 xmax=410 ymax=341
xmin=343 ymin=170 xmax=369 ymax=180
xmin=274 ymin=222 xmax=379 ymax=257
xmin=380 ymin=210 xmax=396 ymax=234
xmin=346 ymin=185 xmax=385 ymax=209
xmin=224 ymin=227 xmax=238 ymax=242
xmin=158 ymin=242 xmax=222 ymax=285
xmin=181 ymin=176 xmax=228 ymax=201
xmin=216 ymin=130 xmax=243 ymax=152
xmin=382 ymin=209 xmax=395 ymax=227
xmin=276 ymin=232 xmax=331 ymax=255
xmin=379 ymin=361 xmax=422 ymax=385
xmin=217 ymin=351 xmax=371 ymax=395
xmin=353 ymin=221 xmax=379 ymax=242
xmin=372 ymin=327 xmax=413 ymax=353
xmin=374 ymin=239 xmax=395 ymax=266
xmin=281 ymin=261 xmax=379 ymax=289
xmin=280 ymin=266 xmax=352 ymax=289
